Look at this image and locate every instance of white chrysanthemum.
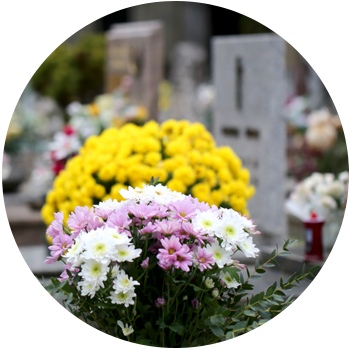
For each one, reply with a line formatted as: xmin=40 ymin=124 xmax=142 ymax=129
xmin=167 ymin=190 xmax=186 ymax=202
xmin=320 ymin=195 xmax=337 ymax=210
xmin=192 ymin=209 xmax=220 ymax=236
xmin=81 ymin=228 xmax=118 ymax=264
xmin=93 ymin=198 xmax=125 ymax=211
xmin=204 ymin=240 xmax=233 ymax=268
xmin=64 ymin=235 xmax=85 ymax=267
xmin=106 ymin=227 xmax=131 ymax=245
xmin=238 ymin=236 xmax=259 ymax=258
xmin=109 ymin=289 xmax=136 ymax=307
xmin=144 ymin=184 xmax=180 ymax=205
xmin=219 ymin=271 xmax=241 ymax=289
xmin=339 ymin=171 xmax=349 ymax=182
xmin=78 ymin=279 xmax=100 ymax=298
xmin=115 ymin=244 xmax=142 ymax=263
xmin=113 ymin=270 xmax=140 ymax=293
xmin=117 ymin=321 xmax=134 ymax=336
xmin=111 ymin=264 xmax=120 ymax=278
xmin=78 ymin=259 xmax=108 ymax=286
xmin=119 ymin=185 xmax=153 ymax=203
xmin=216 ymin=211 xmax=247 ymax=250
xmin=204 ymin=277 xmax=215 ymax=289
xmin=326 ymin=180 xmax=345 ymax=199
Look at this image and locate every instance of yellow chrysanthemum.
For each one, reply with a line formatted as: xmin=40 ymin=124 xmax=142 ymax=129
xmin=42 ymin=120 xmax=254 ymax=227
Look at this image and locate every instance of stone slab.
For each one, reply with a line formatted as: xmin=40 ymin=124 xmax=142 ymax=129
xmin=1 ymin=203 xmax=47 ymax=246
xmin=212 ymin=34 xmax=288 ymax=240
xmin=105 ymin=21 xmax=164 ymax=120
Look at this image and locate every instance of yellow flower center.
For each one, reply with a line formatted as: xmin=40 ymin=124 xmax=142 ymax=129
xmin=169 ymin=248 xmax=175 ymax=255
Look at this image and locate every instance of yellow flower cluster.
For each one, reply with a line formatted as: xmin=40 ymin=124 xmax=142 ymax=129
xmin=41 ymin=120 xmax=255 ymax=226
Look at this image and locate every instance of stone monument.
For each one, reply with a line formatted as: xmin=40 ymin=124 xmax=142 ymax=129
xmin=212 ymin=34 xmax=288 ymax=241
xmin=105 ymin=21 xmax=164 ymax=120
xmin=168 ymin=42 xmax=208 ymax=123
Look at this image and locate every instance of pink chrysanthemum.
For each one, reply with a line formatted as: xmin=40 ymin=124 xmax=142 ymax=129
xmin=157 ymin=236 xmax=183 ymax=264
xmin=46 ymin=211 xmax=64 ymax=239
xmin=154 ymin=220 xmax=182 ymax=239
xmin=231 ymin=260 xmax=246 ymax=270
xmin=107 ymin=207 xmax=132 ymax=233
xmin=157 ymin=236 xmax=193 ymax=272
xmin=149 ymin=202 xmax=170 ymax=219
xmin=58 ymin=263 xmax=79 ymax=283
xmin=67 ymin=206 xmax=96 ymax=233
xmin=193 ymin=247 xmax=215 ymax=271
xmin=182 ymin=221 xmax=207 ymax=246
xmin=45 ymin=232 xmax=73 ymax=265
xmin=169 ymin=197 xmax=197 ymax=221
xmin=194 ymin=199 xmax=211 ymax=212
xmin=173 ymin=247 xmax=193 ymax=272
xmin=139 ymin=222 xmax=156 ymax=235
xmin=129 ymin=202 xmax=159 ymax=220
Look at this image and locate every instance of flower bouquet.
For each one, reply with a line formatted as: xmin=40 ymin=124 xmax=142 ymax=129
xmin=286 ymin=171 xmax=348 ymax=222
xmin=44 ymin=179 xmax=318 ymax=346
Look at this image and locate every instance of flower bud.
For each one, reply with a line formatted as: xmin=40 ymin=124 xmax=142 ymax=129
xmin=212 ymin=289 xmax=219 ymax=298
xmin=155 ymin=297 xmax=166 ymax=307
xmin=191 ymin=299 xmax=199 ymax=309
xmin=141 ymin=257 xmax=149 ymax=269
xmin=204 ymin=277 xmax=214 ymax=289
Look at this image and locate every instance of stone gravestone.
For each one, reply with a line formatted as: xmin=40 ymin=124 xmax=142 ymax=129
xmin=105 ymin=21 xmax=164 ymax=121
xmin=168 ymin=42 xmax=207 ymax=123
xmin=302 ymin=42 xmax=350 ymax=114
xmin=212 ymin=34 xmax=287 ymax=242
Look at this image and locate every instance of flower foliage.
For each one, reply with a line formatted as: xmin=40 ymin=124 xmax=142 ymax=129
xmin=44 ymin=182 xmax=318 ymax=346
xmin=41 ymin=120 xmax=255 ymax=226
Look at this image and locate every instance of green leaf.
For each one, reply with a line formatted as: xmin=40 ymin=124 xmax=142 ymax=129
xmin=145 ymin=322 xmax=157 ymax=344
xmin=169 ymin=323 xmax=184 ymax=335
xmin=209 ymin=325 xmax=224 ymax=338
xmin=229 ymin=321 xmax=247 ymax=332
xmin=226 ymin=331 xmax=234 ymax=340
xmin=256 ymin=269 xmax=266 ymax=274
xmin=210 ymin=315 xmax=225 ymax=326
xmin=273 ymin=294 xmax=284 ymax=302
xmin=280 ymin=252 xmax=291 ymax=256
xmin=309 ymin=265 xmax=321 ymax=276
xmin=270 ymin=249 xmax=277 ymax=258
xmin=243 ymin=310 xmax=256 ymax=317
xmin=264 ymin=263 xmax=275 ymax=267
xmin=132 ymin=339 xmax=159 ymax=349
xmin=254 ymin=260 xmax=260 ymax=270
xmin=250 ymin=275 xmax=262 ymax=280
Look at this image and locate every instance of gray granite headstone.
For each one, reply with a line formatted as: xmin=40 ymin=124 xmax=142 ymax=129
xmin=168 ymin=42 xmax=207 ymax=122
xmin=105 ymin=21 xmax=164 ymax=121
xmin=303 ymin=42 xmax=350 ymax=114
xmin=212 ymin=34 xmax=287 ymax=241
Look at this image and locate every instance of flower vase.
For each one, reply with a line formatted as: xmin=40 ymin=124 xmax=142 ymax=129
xmin=303 ymin=219 xmax=324 ymax=262
xmin=323 ymin=211 xmax=350 ymax=251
